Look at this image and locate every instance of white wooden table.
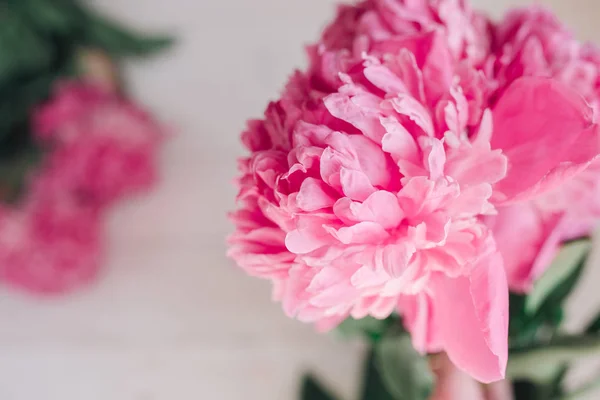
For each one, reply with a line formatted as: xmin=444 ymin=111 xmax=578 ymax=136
xmin=1 ymin=0 xmax=599 ymax=399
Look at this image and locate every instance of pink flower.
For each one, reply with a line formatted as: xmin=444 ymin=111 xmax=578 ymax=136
xmin=0 ymin=80 xmax=165 ymax=295
xmin=488 ymin=7 xmax=600 ymax=291
xmin=35 ymin=82 xmax=164 ymax=206
xmin=229 ymin=10 xmax=600 ymax=382
xmin=0 ymin=171 xmax=102 ymax=294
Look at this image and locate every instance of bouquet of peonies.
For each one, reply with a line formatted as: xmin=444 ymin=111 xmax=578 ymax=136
xmin=0 ymin=0 xmax=171 ymax=294
xmin=228 ymin=1 xmax=600 ymax=399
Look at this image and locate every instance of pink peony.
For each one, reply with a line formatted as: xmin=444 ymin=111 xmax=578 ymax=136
xmin=488 ymin=7 xmax=600 ymax=291
xmin=0 ymin=171 xmax=102 ymax=294
xmin=229 ymin=1 xmax=600 ymax=381
xmin=35 ymin=82 xmax=164 ymax=206
xmin=0 ymin=80 xmax=165 ymax=294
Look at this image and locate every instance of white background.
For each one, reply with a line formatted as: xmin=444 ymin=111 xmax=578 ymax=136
xmin=1 ymin=0 xmax=600 ymax=399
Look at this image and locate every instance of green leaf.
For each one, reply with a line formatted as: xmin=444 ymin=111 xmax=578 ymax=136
xmin=0 ymin=145 xmax=41 ymax=202
xmin=11 ymin=0 xmax=84 ymax=35
xmin=0 ymin=10 xmax=54 ymax=87
xmin=374 ymin=333 xmax=434 ymax=400
xmin=508 ymin=335 xmax=600 ymax=384
xmin=82 ymin=13 xmax=173 ymax=57
xmin=526 ymin=239 xmax=591 ymax=315
xmin=360 ymin=349 xmax=396 ymax=400
xmin=512 ymin=365 xmax=568 ymax=400
xmin=585 ymin=312 xmax=600 ymax=334
xmin=301 ymin=375 xmax=337 ymax=400
xmin=337 ymin=316 xmax=399 ymax=342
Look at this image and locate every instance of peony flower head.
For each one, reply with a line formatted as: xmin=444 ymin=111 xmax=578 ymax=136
xmin=0 ymin=80 xmax=165 ymax=295
xmin=34 ymin=81 xmax=164 ymax=206
xmin=229 ymin=0 xmax=600 ymax=383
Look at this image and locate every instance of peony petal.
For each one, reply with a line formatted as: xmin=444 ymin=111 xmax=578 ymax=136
xmin=431 ymin=251 xmax=508 ymax=383
xmin=285 ymin=215 xmax=336 ymax=254
xmin=491 ymin=77 xmax=600 ymax=203
xmin=349 ymin=135 xmax=392 ymax=187
xmin=390 ymin=94 xmax=435 ymax=136
xmin=325 ymin=221 xmax=390 ymax=244
xmin=324 ymin=92 xmax=386 ymax=143
xmin=340 ymin=168 xmax=377 ymax=201
xmin=421 ymin=137 xmax=446 ymax=180
xmin=446 ymin=146 xmax=507 ymax=188
xmin=295 ymin=178 xmax=337 ymax=211
xmin=333 ymin=191 xmax=404 ymax=229
xmin=485 ymin=203 xmax=547 ymax=292
xmin=380 ymin=116 xmax=420 ymax=164
xmin=364 ymin=62 xmax=409 ymax=94
xmin=400 ymin=293 xmax=439 ymax=354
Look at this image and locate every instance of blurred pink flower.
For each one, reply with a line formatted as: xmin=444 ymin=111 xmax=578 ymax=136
xmin=0 ymin=172 xmax=102 ymax=294
xmin=35 ymin=81 xmax=164 ymax=206
xmin=229 ymin=11 xmax=600 ymax=381
xmin=0 ymin=80 xmax=164 ymax=294
xmin=488 ymin=6 xmax=600 ymax=291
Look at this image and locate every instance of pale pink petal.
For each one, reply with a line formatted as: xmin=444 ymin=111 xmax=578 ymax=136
xmin=333 ymin=191 xmax=404 ymax=229
xmin=431 ymin=252 xmax=508 ymax=383
xmin=363 ymin=62 xmax=409 ymax=94
xmin=389 ymin=94 xmax=435 ymax=136
xmin=380 ymin=116 xmax=420 ymax=164
xmin=400 ymin=293 xmax=443 ymax=354
xmin=491 ymin=77 xmax=600 ymax=203
xmin=374 ymin=242 xmax=418 ymax=278
xmin=295 ymin=178 xmax=337 ymax=211
xmin=340 ymin=168 xmax=377 ymax=201
xmin=325 ymin=221 xmax=390 ymax=245
xmin=349 ymin=135 xmax=392 ymax=187
xmin=324 ymin=92 xmax=386 ymax=143
xmin=285 ymin=215 xmax=336 ymax=254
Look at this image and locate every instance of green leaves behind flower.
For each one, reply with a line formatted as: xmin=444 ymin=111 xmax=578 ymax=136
xmin=81 ymin=13 xmax=173 ymax=58
xmin=302 ymin=316 xmax=433 ymax=400
xmin=8 ymin=0 xmax=86 ymax=35
xmin=374 ymin=331 xmax=434 ymax=400
xmin=7 ymin=0 xmax=173 ymax=58
xmin=0 ymin=145 xmax=41 ymax=201
xmin=0 ymin=7 xmax=54 ymax=89
xmin=508 ymin=335 xmax=600 ymax=383
xmin=525 ymin=239 xmax=591 ymax=316
xmin=301 ymin=375 xmax=338 ymax=400
xmin=336 ymin=315 xmax=399 ymax=343
xmin=509 ymin=238 xmax=591 ymax=348
xmin=360 ymin=349 xmax=396 ymax=400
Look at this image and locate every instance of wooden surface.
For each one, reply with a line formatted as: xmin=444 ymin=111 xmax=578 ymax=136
xmin=1 ymin=0 xmax=600 ymax=399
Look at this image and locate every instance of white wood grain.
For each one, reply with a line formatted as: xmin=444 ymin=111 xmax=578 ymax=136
xmin=1 ymin=0 xmax=600 ymax=399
